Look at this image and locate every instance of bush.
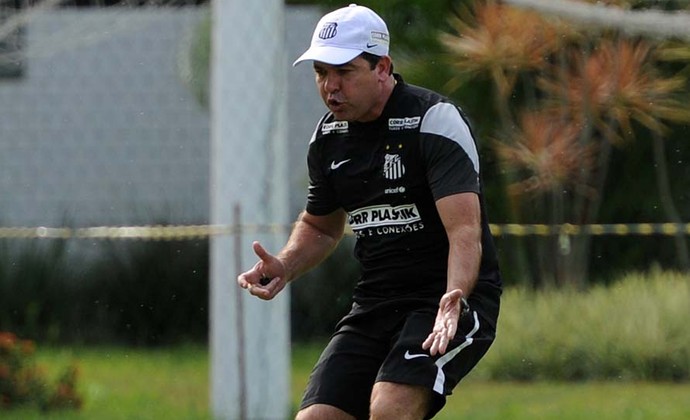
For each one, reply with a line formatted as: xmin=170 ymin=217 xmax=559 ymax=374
xmin=0 ymin=331 xmax=81 ymax=411
xmin=478 ymin=270 xmax=690 ymax=381
xmin=82 ymin=240 xmax=209 ymax=346
xmin=0 ymin=238 xmax=209 ymax=346
xmin=0 ymin=240 xmax=72 ymax=341
xmin=290 ymin=236 xmax=359 ymax=340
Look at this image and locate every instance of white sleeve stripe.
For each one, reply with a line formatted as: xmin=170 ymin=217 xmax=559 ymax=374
xmin=420 ymin=102 xmax=479 ymax=173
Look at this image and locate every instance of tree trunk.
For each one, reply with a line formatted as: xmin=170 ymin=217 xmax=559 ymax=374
xmin=651 ymin=131 xmax=690 ymax=271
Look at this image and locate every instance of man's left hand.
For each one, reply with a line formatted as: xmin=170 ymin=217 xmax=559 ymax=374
xmin=422 ymin=289 xmax=464 ymax=356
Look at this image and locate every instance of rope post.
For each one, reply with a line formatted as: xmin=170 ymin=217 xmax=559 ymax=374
xmin=209 ymin=0 xmax=290 ymax=418
xmin=233 ymin=203 xmax=248 ymax=420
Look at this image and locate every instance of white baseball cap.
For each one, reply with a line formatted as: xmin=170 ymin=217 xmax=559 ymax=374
xmin=293 ymin=4 xmax=390 ymax=66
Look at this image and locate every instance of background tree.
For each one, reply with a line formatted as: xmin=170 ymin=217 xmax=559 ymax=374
xmin=441 ymin=0 xmax=690 ymax=287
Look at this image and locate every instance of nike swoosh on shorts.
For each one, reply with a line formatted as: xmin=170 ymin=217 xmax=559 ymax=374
xmin=404 ymin=350 xmax=430 ymax=360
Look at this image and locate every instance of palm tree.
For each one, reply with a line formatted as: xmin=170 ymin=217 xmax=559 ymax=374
xmin=440 ymin=1 xmax=574 ymax=285
xmin=441 ymin=0 xmax=567 ymax=126
xmin=539 ymin=38 xmax=690 ymax=275
xmin=495 ymin=110 xmax=597 ymax=285
xmin=441 ymin=0 xmax=690 ymax=286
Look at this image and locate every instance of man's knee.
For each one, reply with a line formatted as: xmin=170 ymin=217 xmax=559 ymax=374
xmin=295 ymin=403 xmax=356 ymax=420
xmin=370 ymin=382 xmax=432 ymax=420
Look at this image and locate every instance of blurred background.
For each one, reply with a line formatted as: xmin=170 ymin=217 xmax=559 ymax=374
xmin=1 ymin=0 xmax=689 ymax=418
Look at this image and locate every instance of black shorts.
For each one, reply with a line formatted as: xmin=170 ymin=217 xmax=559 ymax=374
xmin=299 ymin=293 xmax=499 ymax=419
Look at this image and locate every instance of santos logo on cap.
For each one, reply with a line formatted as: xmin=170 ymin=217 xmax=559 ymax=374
xmin=319 ymin=22 xmax=338 ymax=40
xmin=294 ymin=4 xmax=390 ymax=66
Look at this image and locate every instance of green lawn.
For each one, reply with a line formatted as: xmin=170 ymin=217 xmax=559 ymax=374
xmin=5 ymin=345 xmax=210 ymax=420
xmin=438 ymin=380 xmax=690 ymax=419
xmin=293 ymin=342 xmax=690 ymax=419
xmin=2 ymin=343 xmax=689 ymax=419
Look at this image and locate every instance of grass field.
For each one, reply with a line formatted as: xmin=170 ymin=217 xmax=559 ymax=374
xmin=294 ymin=342 xmax=690 ymax=419
xmin=3 ymin=273 xmax=688 ymax=419
xmin=3 ymin=343 xmax=688 ymax=419
xmin=1 ymin=345 xmax=209 ymax=420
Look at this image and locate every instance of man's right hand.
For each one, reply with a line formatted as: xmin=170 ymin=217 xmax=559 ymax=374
xmin=237 ymin=241 xmax=288 ymax=301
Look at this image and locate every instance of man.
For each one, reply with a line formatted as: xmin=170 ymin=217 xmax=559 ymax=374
xmin=237 ymin=4 xmax=501 ymax=419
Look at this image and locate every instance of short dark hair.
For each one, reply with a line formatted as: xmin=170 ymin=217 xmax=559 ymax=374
xmin=359 ymin=52 xmax=394 ymax=75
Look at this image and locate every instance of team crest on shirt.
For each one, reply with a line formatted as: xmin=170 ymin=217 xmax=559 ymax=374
xmin=383 ymin=154 xmax=405 ymax=180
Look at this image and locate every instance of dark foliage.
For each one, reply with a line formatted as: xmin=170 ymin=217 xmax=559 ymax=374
xmin=0 ymin=239 xmax=209 ymax=346
xmin=290 ymin=236 xmax=359 ymax=340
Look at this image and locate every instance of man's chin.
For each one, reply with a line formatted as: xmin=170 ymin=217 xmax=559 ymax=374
xmin=330 ymin=110 xmax=350 ymax=121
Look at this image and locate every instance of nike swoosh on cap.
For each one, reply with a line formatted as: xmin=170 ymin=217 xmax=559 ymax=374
xmin=404 ymin=350 xmax=430 ymax=360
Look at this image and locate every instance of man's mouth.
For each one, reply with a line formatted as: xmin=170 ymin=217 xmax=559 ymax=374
xmin=327 ymin=97 xmax=345 ymax=109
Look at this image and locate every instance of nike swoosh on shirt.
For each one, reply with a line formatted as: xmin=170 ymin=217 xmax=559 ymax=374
xmin=404 ymin=350 xmax=430 ymax=360
xmin=330 ymin=159 xmax=351 ymax=170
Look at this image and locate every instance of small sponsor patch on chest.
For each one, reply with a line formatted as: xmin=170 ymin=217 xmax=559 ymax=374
xmin=388 ymin=116 xmax=421 ymax=131
xmin=322 ymin=121 xmax=349 ymax=134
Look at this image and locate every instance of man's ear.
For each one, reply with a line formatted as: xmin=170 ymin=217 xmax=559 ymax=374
xmin=376 ymin=55 xmax=392 ymax=81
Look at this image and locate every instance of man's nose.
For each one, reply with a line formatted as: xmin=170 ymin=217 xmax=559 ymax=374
xmin=323 ymin=72 xmax=340 ymax=93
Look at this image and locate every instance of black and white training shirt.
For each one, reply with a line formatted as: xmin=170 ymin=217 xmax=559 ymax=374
xmin=306 ymin=74 xmax=501 ymax=308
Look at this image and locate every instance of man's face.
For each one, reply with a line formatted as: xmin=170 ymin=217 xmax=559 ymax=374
xmin=313 ymin=56 xmax=388 ymax=122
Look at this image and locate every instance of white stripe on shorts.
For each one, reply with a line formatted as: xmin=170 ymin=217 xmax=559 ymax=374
xmin=432 ymin=311 xmax=481 ymax=394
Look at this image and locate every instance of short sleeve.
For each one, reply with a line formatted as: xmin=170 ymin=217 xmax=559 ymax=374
xmin=419 ymin=102 xmax=480 ymax=200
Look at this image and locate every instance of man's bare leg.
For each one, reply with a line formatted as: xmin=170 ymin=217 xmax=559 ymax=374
xmin=370 ymin=381 xmax=432 ymax=420
xmin=296 ymin=403 xmax=356 ymax=420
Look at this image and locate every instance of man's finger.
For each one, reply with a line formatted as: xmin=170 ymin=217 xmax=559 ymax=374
xmin=252 ymin=241 xmax=271 ymax=261
xmin=247 ymin=284 xmax=271 ymax=300
xmin=438 ymin=335 xmax=449 ymax=355
xmin=431 ymin=334 xmax=442 ymax=355
xmin=422 ymin=333 xmax=434 ymax=350
xmin=446 ymin=321 xmax=457 ymax=341
xmin=237 ymin=273 xmax=250 ymax=288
